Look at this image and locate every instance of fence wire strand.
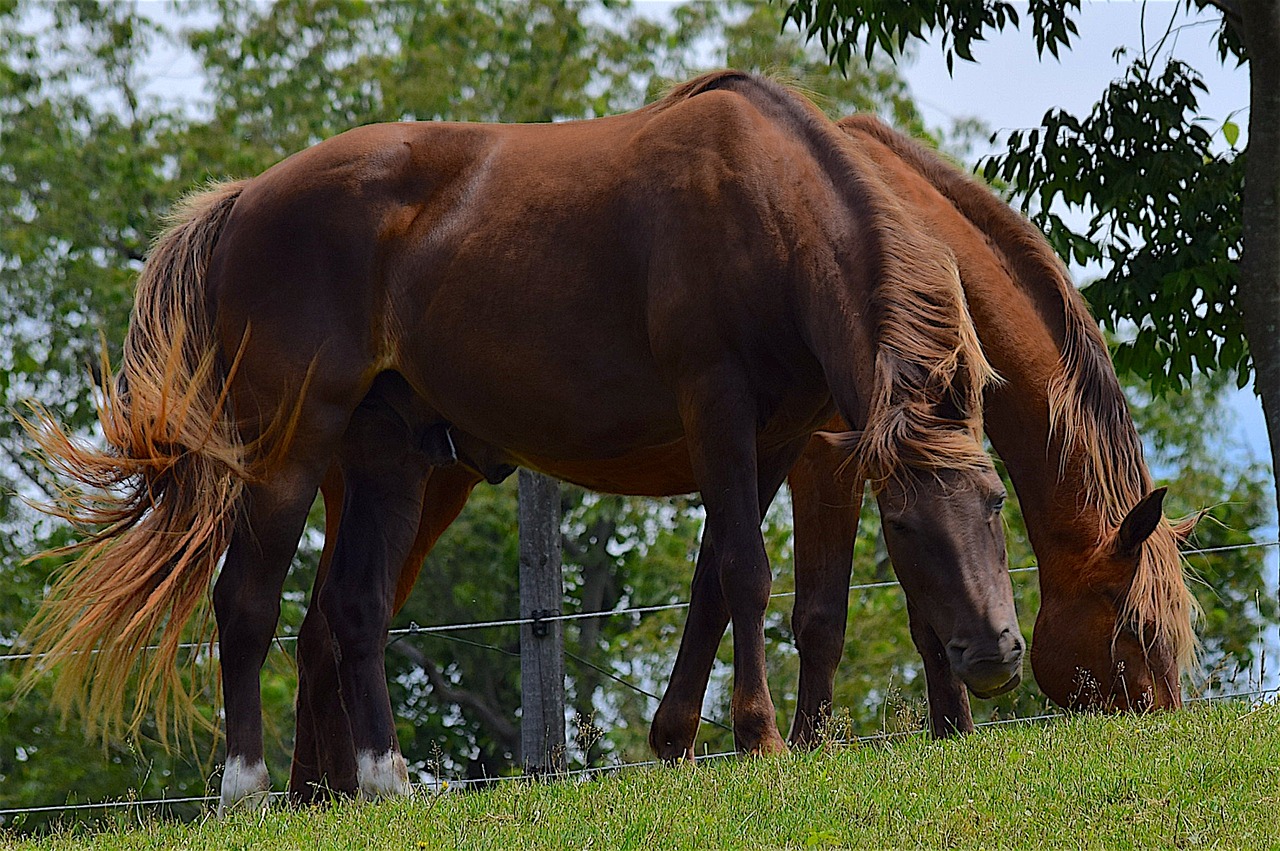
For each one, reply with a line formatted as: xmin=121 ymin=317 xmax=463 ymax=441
xmin=4 ymin=686 xmax=1274 ymax=818
xmin=4 ymin=541 xmax=1275 ymax=664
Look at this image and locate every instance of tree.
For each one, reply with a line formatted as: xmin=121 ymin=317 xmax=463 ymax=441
xmin=780 ymin=0 xmax=1280 ymax=532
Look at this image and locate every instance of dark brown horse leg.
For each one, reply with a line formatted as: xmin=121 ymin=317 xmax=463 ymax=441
xmin=290 ymin=464 xmax=481 ymax=802
xmin=907 ymin=597 xmax=974 ymax=737
xmin=216 ymin=468 xmax=334 ymax=815
xmin=648 ymin=534 xmax=731 ymax=761
xmin=316 ymin=398 xmax=434 ymax=800
xmin=650 ymin=423 xmax=805 ymax=759
xmin=788 ymin=435 xmax=864 ymax=747
xmin=289 ymin=466 xmax=356 ymax=803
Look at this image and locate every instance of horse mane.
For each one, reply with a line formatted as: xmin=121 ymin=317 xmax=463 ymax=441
xmin=838 ymin=114 xmax=1196 ymax=668
xmin=662 ymin=72 xmax=997 ymax=485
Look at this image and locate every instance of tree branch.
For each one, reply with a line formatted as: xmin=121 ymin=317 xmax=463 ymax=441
xmin=1201 ymin=0 xmax=1243 ymax=27
xmin=389 ymin=640 xmax=520 ymax=750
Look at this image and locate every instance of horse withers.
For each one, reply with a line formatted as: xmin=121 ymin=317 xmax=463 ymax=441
xmin=22 ymin=71 xmax=1020 ymax=809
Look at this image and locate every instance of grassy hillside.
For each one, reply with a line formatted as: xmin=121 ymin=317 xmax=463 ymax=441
xmin=7 ymin=701 xmax=1279 ymax=850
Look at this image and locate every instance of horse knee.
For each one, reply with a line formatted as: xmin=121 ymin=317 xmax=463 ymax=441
xmin=793 ymin=600 xmax=846 ymax=659
xmin=317 ymin=582 xmax=390 ymax=660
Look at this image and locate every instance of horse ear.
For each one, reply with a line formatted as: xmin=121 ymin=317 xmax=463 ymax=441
xmin=1115 ymin=487 xmax=1168 ymax=555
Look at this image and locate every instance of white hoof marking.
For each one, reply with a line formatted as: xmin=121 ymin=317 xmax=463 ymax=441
xmin=218 ymin=756 xmax=271 ymax=817
xmin=357 ymin=750 xmax=411 ymax=801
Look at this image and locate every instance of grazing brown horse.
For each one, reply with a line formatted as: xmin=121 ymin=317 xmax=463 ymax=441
xmin=291 ymin=109 xmax=1197 ymax=795
xmin=21 ymin=72 xmax=1018 ymax=811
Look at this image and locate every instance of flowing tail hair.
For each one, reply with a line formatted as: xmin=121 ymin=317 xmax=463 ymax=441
xmin=19 ymin=179 xmax=251 ymax=744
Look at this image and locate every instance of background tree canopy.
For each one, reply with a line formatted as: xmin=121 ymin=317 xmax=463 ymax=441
xmin=0 ymin=0 xmax=1273 ymax=831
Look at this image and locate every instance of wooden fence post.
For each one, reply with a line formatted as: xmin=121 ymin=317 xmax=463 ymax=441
xmin=518 ymin=468 xmax=566 ymax=774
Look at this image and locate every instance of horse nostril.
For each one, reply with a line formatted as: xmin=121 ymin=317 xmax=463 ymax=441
xmin=1000 ymin=628 xmax=1024 ymax=662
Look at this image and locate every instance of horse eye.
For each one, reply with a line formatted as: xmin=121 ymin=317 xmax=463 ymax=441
xmin=990 ymin=494 xmax=1007 ymax=513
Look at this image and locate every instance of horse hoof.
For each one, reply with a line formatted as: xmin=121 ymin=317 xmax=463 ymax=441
xmin=218 ymin=756 xmax=271 ymax=817
xmin=651 ymin=739 xmax=696 ymax=764
xmin=735 ymin=725 xmax=790 ymax=756
xmin=753 ymin=733 xmax=790 ymax=756
xmin=356 ymin=750 xmax=412 ymax=800
xmin=650 ymin=721 xmax=701 ymax=757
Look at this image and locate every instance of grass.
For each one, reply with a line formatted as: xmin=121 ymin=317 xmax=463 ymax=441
xmin=6 ymin=701 xmax=1280 ymax=850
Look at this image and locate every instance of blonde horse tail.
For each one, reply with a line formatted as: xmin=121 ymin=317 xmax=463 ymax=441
xmin=20 ymin=179 xmax=250 ymax=744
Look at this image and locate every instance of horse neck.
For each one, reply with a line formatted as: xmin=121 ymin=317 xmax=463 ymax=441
xmin=958 ymin=253 xmax=1116 ymax=571
xmin=984 ymin=375 xmax=1108 ymax=571
xmin=840 ymin=123 xmax=1134 ymax=574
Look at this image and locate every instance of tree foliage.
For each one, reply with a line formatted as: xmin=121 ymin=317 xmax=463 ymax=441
xmin=983 ymin=55 xmax=1244 ymax=394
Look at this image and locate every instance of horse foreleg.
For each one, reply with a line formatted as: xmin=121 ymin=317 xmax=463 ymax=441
xmin=651 ymin=396 xmax=804 ymax=759
xmin=648 ymin=533 xmax=731 ymax=761
xmin=907 ymin=597 xmax=975 ymax=737
xmin=788 ymin=433 xmax=863 ymax=747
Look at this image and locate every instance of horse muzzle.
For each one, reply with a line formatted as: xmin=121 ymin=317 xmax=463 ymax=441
xmin=948 ymin=628 xmax=1024 ymax=699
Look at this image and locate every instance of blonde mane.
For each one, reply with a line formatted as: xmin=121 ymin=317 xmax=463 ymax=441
xmin=840 ymin=114 xmax=1197 ymax=668
xmin=668 ymin=72 xmax=997 ymax=486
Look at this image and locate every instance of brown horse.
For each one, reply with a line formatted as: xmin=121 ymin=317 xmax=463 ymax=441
xmin=290 ymin=109 xmax=1197 ymax=796
xmin=21 ymin=72 xmax=1018 ymax=811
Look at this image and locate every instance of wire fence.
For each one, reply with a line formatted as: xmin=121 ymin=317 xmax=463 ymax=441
xmin=1 ymin=683 xmax=1276 ymax=820
xmin=3 ymin=540 xmax=1273 ymax=663
xmin=0 ymin=539 xmax=1276 ymax=821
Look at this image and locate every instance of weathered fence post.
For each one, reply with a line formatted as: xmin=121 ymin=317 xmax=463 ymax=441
xmin=518 ymin=468 xmax=566 ymax=774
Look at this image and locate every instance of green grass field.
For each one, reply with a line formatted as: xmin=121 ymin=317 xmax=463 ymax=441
xmin=7 ymin=701 xmax=1279 ymax=850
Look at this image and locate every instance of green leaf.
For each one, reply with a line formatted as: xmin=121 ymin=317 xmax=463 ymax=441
xmin=1223 ymin=120 xmax=1239 ymax=148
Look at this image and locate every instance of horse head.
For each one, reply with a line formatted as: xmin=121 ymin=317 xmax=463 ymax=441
xmin=1030 ymin=486 xmax=1198 ymax=712
xmin=877 ymin=465 xmax=1023 ymax=699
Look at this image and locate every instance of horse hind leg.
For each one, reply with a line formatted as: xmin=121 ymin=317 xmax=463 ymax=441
xmin=289 ymin=466 xmax=357 ymax=803
xmin=214 ymin=332 xmax=371 ymax=814
xmin=290 ymin=462 xmax=481 ymax=803
xmin=317 ymin=376 xmax=436 ymax=800
xmin=216 ymin=451 xmax=340 ymax=815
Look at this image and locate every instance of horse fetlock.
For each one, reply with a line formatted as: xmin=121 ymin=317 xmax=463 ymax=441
xmin=787 ymin=703 xmax=829 ymax=749
xmin=648 ymin=704 xmax=699 ymax=763
xmin=356 ymin=750 xmax=411 ymax=801
xmin=730 ymin=695 xmax=787 ymax=755
xmin=734 ymin=719 xmax=788 ymax=756
xmin=218 ymin=756 xmax=271 ymax=817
